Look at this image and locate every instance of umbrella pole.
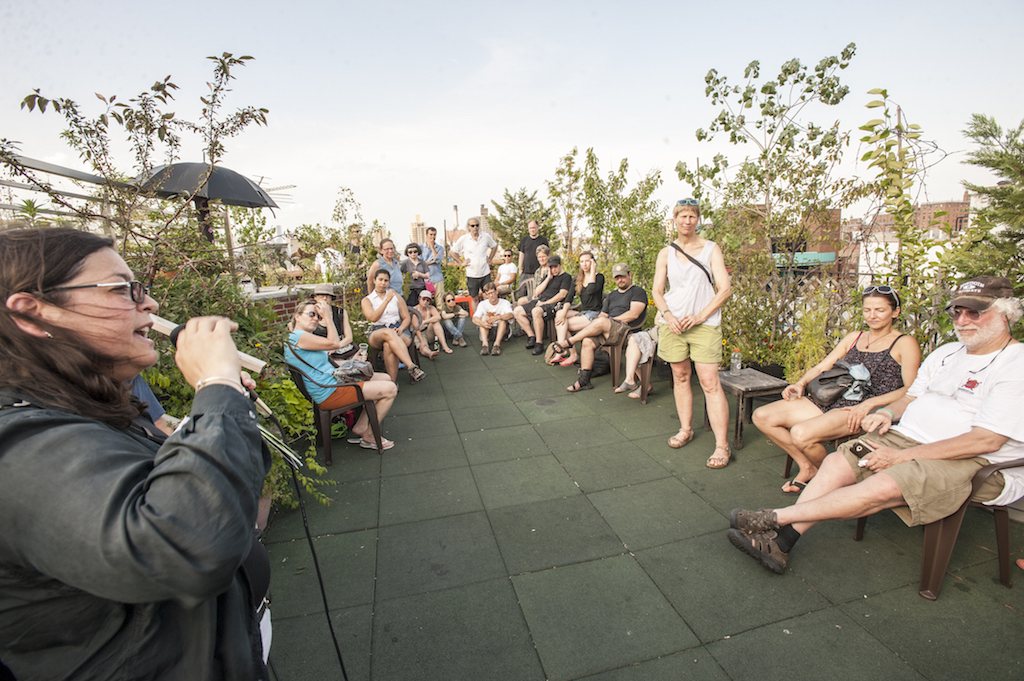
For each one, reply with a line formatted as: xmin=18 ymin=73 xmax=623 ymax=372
xmin=222 ymin=207 xmax=237 ymax=273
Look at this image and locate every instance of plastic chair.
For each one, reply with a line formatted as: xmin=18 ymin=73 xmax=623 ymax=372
xmin=286 ymin=365 xmax=384 ymax=465
xmin=854 ymin=456 xmax=1024 ymax=600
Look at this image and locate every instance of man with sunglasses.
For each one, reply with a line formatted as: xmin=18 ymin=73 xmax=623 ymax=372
xmin=450 ymin=218 xmax=498 ymax=305
xmin=728 ymin=276 xmax=1024 ymax=575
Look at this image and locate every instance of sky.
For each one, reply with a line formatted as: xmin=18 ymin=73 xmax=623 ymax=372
xmin=2 ymin=0 xmax=1022 ymax=247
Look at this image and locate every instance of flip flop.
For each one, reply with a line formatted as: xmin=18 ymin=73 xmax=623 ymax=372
xmin=559 ymin=355 xmax=578 ymax=367
xmin=360 ymin=437 xmax=394 ymax=451
xmin=781 ymin=479 xmax=807 ymax=495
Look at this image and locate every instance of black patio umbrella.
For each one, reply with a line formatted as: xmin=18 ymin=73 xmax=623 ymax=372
xmin=136 ymin=162 xmax=278 ymax=242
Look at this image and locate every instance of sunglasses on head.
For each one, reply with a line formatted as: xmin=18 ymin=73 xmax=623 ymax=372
xmin=676 ymin=198 xmax=699 ymax=206
xmin=863 ymin=284 xmax=900 ymax=308
xmin=947 ymin=306 xmax=988 ymax=322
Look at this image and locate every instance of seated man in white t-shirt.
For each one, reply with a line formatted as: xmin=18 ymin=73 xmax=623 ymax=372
xmin=473 ymin=282 xmax=514 ymax=356
xmin=727 ymin=276 xmax=1024 ymax=576
xmin=495 ymin=248 xmax=518 ymax=296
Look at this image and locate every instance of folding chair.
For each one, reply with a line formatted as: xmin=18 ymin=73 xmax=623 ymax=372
xmin=286 ymin=365 xmax=384 ymax=465
xmin=854 ymin=456 xmax=1024 ymax=600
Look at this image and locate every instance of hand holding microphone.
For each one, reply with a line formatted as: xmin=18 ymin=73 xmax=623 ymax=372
xmin=170 ymin=317 xmax=243 ymax=392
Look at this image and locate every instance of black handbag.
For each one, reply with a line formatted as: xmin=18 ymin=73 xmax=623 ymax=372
xmin=807 ymin=360 xmax=854 ymax=406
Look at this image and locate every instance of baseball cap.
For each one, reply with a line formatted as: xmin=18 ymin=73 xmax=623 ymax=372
xmin=547 ymin=255 xmax=562 ymax=267
xmin=612 ymin=263 xmax=630 ymax=277
xmin=419 ymin=289 xmax=433 ymax=298
xmin=947 ymin=276 xmax=1014 ymax=311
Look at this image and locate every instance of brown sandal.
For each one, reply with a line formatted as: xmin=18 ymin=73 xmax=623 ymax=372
xmin=706 ymin=445 xmax=731 ymax=469
xmin=668 ymin=428 xmax=694 ymax=449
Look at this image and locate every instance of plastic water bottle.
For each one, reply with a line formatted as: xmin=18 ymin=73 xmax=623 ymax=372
xmin=730 ymin=349 xmax=742 ymax=375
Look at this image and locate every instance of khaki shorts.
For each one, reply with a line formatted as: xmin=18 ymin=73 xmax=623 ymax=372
xmin=595 ymin=318 xmax=632 ymax=351
xmin=841 ymin=431 xmax=1004 ymax=527
xmin=656 ymin=323 xmax=722 ymax=364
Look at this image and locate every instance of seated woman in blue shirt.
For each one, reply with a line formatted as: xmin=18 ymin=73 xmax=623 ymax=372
xmin=285 ymin=298 xmax=397 ymax=450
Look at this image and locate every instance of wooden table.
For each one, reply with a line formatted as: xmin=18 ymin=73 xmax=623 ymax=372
xmin=703 ymin=367 xmax=788 ymax=450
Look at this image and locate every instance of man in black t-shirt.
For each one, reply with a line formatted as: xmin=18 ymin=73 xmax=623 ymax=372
xmin=517 ymin=220 xmax=550 ymax=296
xmin=512 ymin=255 xmax=572 ymax=355
xmin=563 ymin=263 xmax=648 ymax=391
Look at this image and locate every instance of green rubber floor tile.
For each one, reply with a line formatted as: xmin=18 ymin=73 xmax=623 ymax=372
xmin=635 ymin=533 xmax=829 ymax=643
xmin=269 ymin=529 xmax=377 ymax=618
xmin=489 ymin=496 xmax=624 ymax=574
xmin=452 ymin=402 xmax=529 ymax=432
xmin=378 ymin=466 xmax=482 ymax=526
xmin=599 ymin=403 xmax=682 ymax=439
xmin=512 ymin=555 xmax=698 ymax=681
xmin=490 ymin=363 xmax=555 ymax=384
xmin=266 ymin=478 xmax=379 ymax=542
xmin=842 ymin=583 xmax=1024 ymax=680
xmin=382 ymin=409 xmax=457 ymax=441
xmin=516 ymin=394 xmax=598 ymax=423
xmin=379 ymin=432 xmax=468 ymax=476
xmin=461 ymin=423 xmax=549 ymax=465
xmin=502 ymin=376 xmax=574 ymax=402
xmin=577 ymin=649 xmax=725 ymax=681
xmin=443 ymin=382 xmax=515 ymax=409
xmin=677 ymin=458 xmax=791 ymax=515
xmin=319 ymin=441 xmax=384 ymax=482
xmin=439 ymin=368 xmax=495 ymax=391
xmin=949 ymin=555 xmax=1024 ymax=609
xmin=386 ymin=392 xmax=449 ymax=416
xmin=375 ymin=512 xmax=507 ymax=601
xmin=534 ymin=415 xmax=629 ymax=452
xmin=371 ymin=578 xmax=545 ymax=681
xmin=555 ymin=441 xmax=671 ymax=493
xmin=433 ymin=353 xmax=489 ymax=373
xmin=588 ymin=477 xmax=729 ymax=551
xmin=472 ymin=454 xmax=581 ymax=510
xmin=569 ymin=389 xmax=635 ymax=414
xmin=268 ymin=604 xmax=371 ymax=681
xmin=707 ymin=608 xmax=925 ymax=681
xmin=780 ymin=520 xmax=922 ymax=602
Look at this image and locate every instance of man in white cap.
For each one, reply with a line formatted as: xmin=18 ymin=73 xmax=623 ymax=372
xmin=728 ymin=276 xmax=1024 ymax=575
xmin=561 ymin=263 xmax=648 ymax=391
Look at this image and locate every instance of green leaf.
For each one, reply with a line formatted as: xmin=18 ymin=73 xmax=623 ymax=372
xmin=866 ymin=100 xmax=885 ymax=108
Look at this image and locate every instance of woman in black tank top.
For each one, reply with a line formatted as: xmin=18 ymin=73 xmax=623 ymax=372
xmin=752 ymin=288 xmax=922 ymax=494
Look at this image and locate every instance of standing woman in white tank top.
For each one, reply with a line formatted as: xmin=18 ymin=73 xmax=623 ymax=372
xmin=653 ymin=199 xmax=733 ymax=468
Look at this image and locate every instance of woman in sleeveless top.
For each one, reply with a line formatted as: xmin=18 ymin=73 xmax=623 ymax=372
xmin=552 ymin=251 xmax=604 ymax=366
xmin=752 ymin=287 xmax=921 ymax=493
xmin=653 ymin=200 xmax=733 ymax=469
xmin=366 ymin=238 xmax=404 ymax=297
xmin=361 ymin=269 xmax=426 ymax=384
xmin=286 ymin=298 xmax=398 ymax=450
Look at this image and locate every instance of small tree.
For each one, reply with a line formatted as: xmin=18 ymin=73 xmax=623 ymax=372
xmin=487 ymin=187 xmax=558 ymax=252
xmin=547 ymin=147 xmax=584 ymax=259
xmin=581 ymin=148 xmax=665 ymax=292
xmin=677 ymin=44 xmax=865 ymax=367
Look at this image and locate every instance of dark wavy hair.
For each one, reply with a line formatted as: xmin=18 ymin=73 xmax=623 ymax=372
xmin=0 ymin=227 xmax=139 ymax=428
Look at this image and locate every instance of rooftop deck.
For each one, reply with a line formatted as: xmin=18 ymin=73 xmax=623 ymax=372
xmin=264 ymin=334 xmax=1024 ymax=681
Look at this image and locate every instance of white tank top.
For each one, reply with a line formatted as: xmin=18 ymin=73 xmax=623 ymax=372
xmin=368 ymin=290 xmax=401 ymax=327
xmin=663 ymin=240 xmax=720 ymax=327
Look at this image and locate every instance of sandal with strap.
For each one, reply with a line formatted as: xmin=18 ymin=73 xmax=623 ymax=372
xmin=668 ymin=428 xmax=694 ymax=449
xmin=551 ymin=341 xmax=567 ymax=355
xmin=614 ymin=380 xmax=639 ymax=394
xmin=706 ymin=445 xmax=731 ymax=469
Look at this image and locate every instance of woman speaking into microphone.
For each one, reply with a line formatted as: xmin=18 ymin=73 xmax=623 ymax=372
xmin=0 ymin=228 xmax=272 ymax=679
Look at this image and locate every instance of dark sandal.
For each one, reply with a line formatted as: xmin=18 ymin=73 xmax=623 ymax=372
xmin=551 ymin=341 xmax=567 ymax=355
xmin=491 ymin=346 xmax=501 ymax=356
xmin=614 ymin=380 xmax=639 ymax=394
xmin=480 ymin=346 xmax=490 ymax=356
xmin=781 ymin=479 xmax=807 ymax=495
xmin=566 ymin=380 xmax=593 ymax=392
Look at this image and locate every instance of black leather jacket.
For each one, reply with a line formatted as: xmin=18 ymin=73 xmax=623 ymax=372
xmin=0 ymin=385 xmax=271 ymax=680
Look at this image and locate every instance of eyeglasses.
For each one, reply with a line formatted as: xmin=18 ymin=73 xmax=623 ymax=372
xmin=303 ymin=310 xmax=320 ymax=319
xmin=947 ymin=306 xmax=988 ymax=322
xmin=44 ymin=280 xmax=148 ymax=304
xmin=676 ymin=198 xmax=699 ymax=206
xmin=863 ymin=285 xmax=901 ymax=309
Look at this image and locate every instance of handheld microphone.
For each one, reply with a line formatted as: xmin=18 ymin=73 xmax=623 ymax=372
xmin=151 ymin=314 xmax=267 ymax=374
